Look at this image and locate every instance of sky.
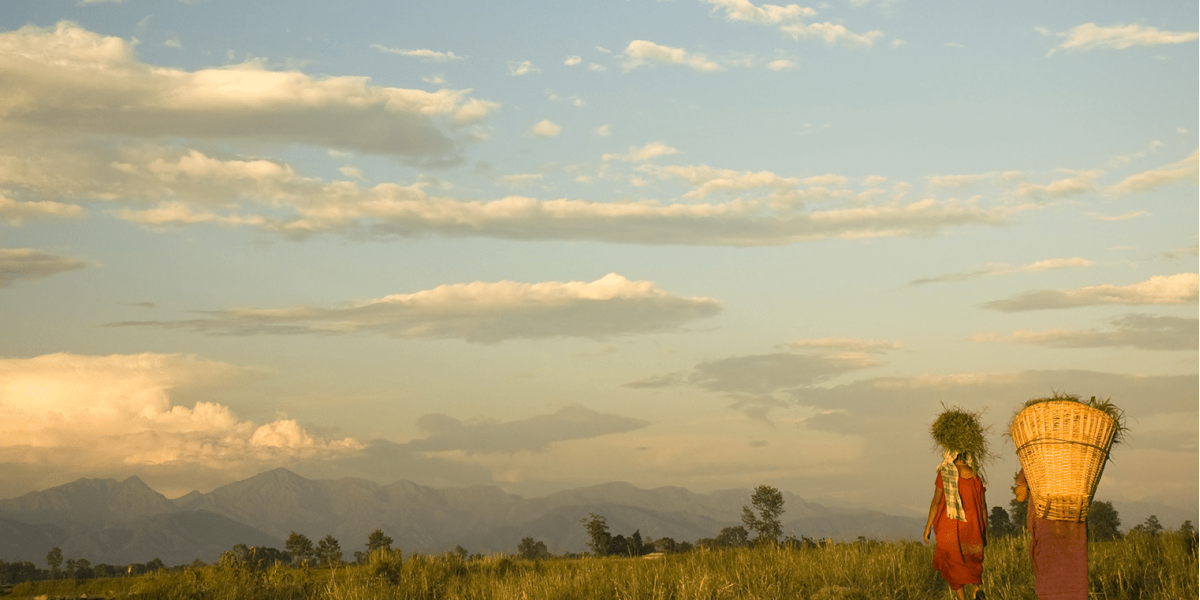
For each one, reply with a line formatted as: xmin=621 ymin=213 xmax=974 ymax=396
xmin=0 ymin=0 xmax=1196 ymax=526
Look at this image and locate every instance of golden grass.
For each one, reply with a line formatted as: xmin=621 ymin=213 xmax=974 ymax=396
xmin=10 ymin=531 xmax=1196 ymax=600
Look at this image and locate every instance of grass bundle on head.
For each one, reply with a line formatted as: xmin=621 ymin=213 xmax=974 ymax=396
xmin=1017 ymin=390 xmax=1129 ymax=445
xmin=930 ymin=404 xmax=994 ymax=465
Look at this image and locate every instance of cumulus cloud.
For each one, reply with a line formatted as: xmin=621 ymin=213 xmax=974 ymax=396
xmin=0 ymin=353 xmax=360 ymax=487
xmin=622 ymin=40 xmax=722 ymax=72
xmin=1108 ymin=150 xmax=1198 ymax=195
xmin=529 ymin=120 xmax=562 ymax=137
xmin=908 ymin=257 xmax=1094 ymax=286
xmin=408 ymin=406 xmax=650 ymax=454
xmin=642 ymin=164 xmax=801 ymax=201
xmin=0 ymin=22 xmax=492 ymax=159
xmin=508 ymin=60 xmax=538 ymax=76
xmin=766 ymin=59 xmax=795 ymax=71
xmin=1049 ymin=23 xmax=1200 ymax=55
xmin=972 ymin=313 xmax=1198 ymax=351
xmin=602 ymin=142 xmax=679 ymax=162
xmin=0 ymin=248 xmax=88 ymax=288
xmin=982 ymin=273 xmax=1198 ymax=312
xmin=564 ymin=56 xmax=582 ymax=66
xmin=371 ymin=45 xmax=463 ymax=62
xmin=107 ymin=273 xmax=723 ymax=343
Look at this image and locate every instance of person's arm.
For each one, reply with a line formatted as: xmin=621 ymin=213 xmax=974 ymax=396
xmin=923 ymin=486 xmax=943 ymax=544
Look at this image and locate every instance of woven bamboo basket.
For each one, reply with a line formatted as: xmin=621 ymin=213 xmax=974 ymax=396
xmin=1010 ymin=400 xmax=1117 ymax=522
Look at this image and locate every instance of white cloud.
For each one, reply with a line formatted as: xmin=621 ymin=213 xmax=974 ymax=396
xmin=588 ymin=63 xmax=608 ymax=72
xmin=707 ymin=0 xmax=816 ymax=24
xmin=622 ymin=40 xmax=722 ymax=72
xmin=0 ymin=194 xmax=85 ymax=225
xmin=564 ymin=56 xmax=582 ymax=66
xmin=766 ymin=58 xmax=796 ymax=71
xmin=1050 ymin=23 xmax=1200 ymax=55
xmin=108 ymin=273 xmax=723 ymax=343
xmin=0 ymin=248 xmax=88 ymax=288
xmin=908 ymin=257 xmax=1094 ymax=286
xmin=371 ymin=45 xmax=463 ymax=62
xmin=1016 ymin=170 xmax=1099 ymax=199
xmin=983 ymin=273 xmax=1199 ymax=311
xmin=782 ymin=21 xmax=884 ymax=47
xmin=643 ymin=164 xmax=801 ymax=201
xmin=499 ymin=173 xmax=544 ymax=186
xmin=595 ymin=124 xmax=612 ymax=137
xmin=602 ymin=142 xmax=679 ymax=162
xmin=454 ymin=98 xmax=501 ymax=123
xmin=529 ymin=120 xmax=562 ymax=137
xmin=508 ymin=60 xmax=539 ymax=76
xmin=0 ymin=23 xmax=490 ymax=159
xmin=1108 ymin=150 xmax=1198 ymax=195
xmin=0 ymin=353 xmax=360 ymax=479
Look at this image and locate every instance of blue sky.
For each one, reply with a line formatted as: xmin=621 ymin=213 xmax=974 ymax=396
xmin=0 ymin=0 xmax=1196 ymax=524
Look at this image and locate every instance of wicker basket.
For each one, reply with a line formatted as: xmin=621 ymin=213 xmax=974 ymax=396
xmin=1010 ymin=400 xmax=1117 ymax=522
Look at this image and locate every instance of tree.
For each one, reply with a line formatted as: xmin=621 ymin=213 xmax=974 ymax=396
xmin=285 ymin=532 xmax=316 ymax=566
xmin=988 ymin=506 xmax=1017 ymax=537
xmin=580 ymin=513 xmax=612 ymax=556
xmin=45 ymin=547 xmax=62 ymax=579
xmin=367 ymin=529 xmax=394 ymax=553
xmin=741 ymin=485 xmax=785 ymax=544
xmin=517 ymin=537 xmax=551 ymax=560
xmin=1087 ymin=501 xmax=1122 ymax=541
xmin=316 ymin=535 xmax=342 ymax=568
xmin=715 ymin=525 xmax=750 ymax=548
xmin=1009 ymin=496 xmax=1028 ymax=531
xmin=1131 ymin=515 xmax=1164 ymax=537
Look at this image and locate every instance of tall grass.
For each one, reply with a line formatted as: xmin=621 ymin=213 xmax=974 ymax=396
xmin=10 ymin=532 xmax=1195 ymax=600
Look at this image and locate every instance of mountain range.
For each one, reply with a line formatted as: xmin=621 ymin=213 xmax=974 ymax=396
xmin=0 ymin=468 xmax=924 ymax=566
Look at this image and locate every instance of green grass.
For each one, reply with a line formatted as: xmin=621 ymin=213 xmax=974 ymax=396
xmin=10 ymin=532 xmax=1196 ymax=600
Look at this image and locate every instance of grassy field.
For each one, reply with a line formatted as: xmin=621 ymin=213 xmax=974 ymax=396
xmin=9 ymin=532 xmax=1196 ymax=600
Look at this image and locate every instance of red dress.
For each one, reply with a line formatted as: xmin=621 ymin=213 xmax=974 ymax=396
xmin=932 ymin=472 xmax=987 ymax=589
xmin=1017 ymin=470 xmax=1088 ymax=600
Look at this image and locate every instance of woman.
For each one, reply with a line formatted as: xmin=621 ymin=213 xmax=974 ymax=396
xmin=1014 ymin=469 xmax=1087 ymax=599
xmin=923 ymin=452 xmax=987 ymax=600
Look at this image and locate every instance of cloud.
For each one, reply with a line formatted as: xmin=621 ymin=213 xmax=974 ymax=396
xmin=564 ymin=56 xmax=582 ymax=66
xmin=1085 ymin=211 xmax=1149 ymax=221
xmin=0 ymin=22 xmax=492 ymax=159
xmin=926 ymin=171 xmax=1022 ymax=189
xmin=594 ymin=124 xmax=612 ymax=137
xmin=0 ymin=194 xmax=84 ymax=225
xmin=1107 ymin=150 xmax=1198 ymax=195
xmin=0 ymin=248 xmax=89 ymax=288
xmin=625 ymin=338 xmax=899 ymax=419
xmin=705 ymin=0 xmax=882 ymax=48
xmin=1050 ymin=23 xmax=1200 ymax=55
xmin=508 ymin=60 xmax=538 ymax=76
xmin=529 ymin=120 xmax=562 ymax=137
xmin=972 ymin=314 xmax=1198 ymax=351
xmin=408 ymin=406 xmax=650 ymax=454
xmin=983 ymin=273 xmax=1198 ymax=312
xmin=1016 ymin=170 xmax=1099 ymax=199
xmin=370 ymin=45 xmax=463 ymax=62
xmin=107 ymin=273 xmax=723 ymax=343
xmin=602 ymin=142 xmax=679 ymax=162
xmin=499 ymin=173 xmax=544 ymax=186
xmin=0 ymin=353 xmax=360 ymax=492
xmin=908 ymin=257 xmax=1093 ymax=286
xmin=766 ymin=59 xmax=795 ymax=71
xmin=3 ymin=146 xmax=1014 ymax=245
xmin=622 ymin=40 xmax=722 ymax=72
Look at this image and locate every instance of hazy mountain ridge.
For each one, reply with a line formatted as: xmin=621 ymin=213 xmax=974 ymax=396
xmin=0 ymin=469 xmax=924 ymax=565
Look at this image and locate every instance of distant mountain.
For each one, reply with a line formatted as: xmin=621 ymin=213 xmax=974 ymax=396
xmin=0 ymin=469 xmax=922 ymax=565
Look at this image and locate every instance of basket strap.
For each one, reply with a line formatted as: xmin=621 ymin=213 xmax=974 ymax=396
xmin=1015 ymin=438 xmax=1112 ymax=454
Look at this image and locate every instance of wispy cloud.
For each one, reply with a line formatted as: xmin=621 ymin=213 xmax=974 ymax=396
xmin=107 ymin=273 xmax=723 ymax=343
xmin=1049 ymin=23 xmax=1200 ymax=55
xmin=622 ymin=40 xmax=722 ymax=72
xmin=602 ymin=142 xmax=679 ymax=162
xmin=0 ymin=248 xmax=89 ymax=288
xmin=371 ymin=45 xmax=464 ymax=62
xmin=982 ymin=273 xmax=1198 ymax=311
xmin=508 ymin=60 xmax=539 ymax=76
xmin=1107 ymin=150 xmax=1198 ymax=195
xmin=0 ymin=194 xmax=84 ymax=225
xmin=705 ymin=0 xmax=883 ymax=48
xmin=407 ymin=406 xmax=649 ymax=454
xmin=908 ymin=257 xmax=1094 ymax=287
xmin=972 ymin=313 xmax=1198 ymax=351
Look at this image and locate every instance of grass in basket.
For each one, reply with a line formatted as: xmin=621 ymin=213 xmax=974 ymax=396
xmin=1016 ymin=391 xmax=1129 ymax=445
xmin=930 ymin=404 xmax=994 ymax=465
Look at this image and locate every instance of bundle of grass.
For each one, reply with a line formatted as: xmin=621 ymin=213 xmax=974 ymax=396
xmin=1010 ymin=391 xmax=1127 ymax=521
xmin=930 ymin=404 xmax=994 ymax=466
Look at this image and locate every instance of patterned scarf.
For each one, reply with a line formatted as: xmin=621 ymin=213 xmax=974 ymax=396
xmin=938 ymin=451 xmax=966 ymax=522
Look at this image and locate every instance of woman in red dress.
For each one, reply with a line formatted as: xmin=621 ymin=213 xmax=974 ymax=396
xmin=923 ymin=452 xmax=988 ymax=600
xmin=1014 ymin=469 xmax=1088 ymax=600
